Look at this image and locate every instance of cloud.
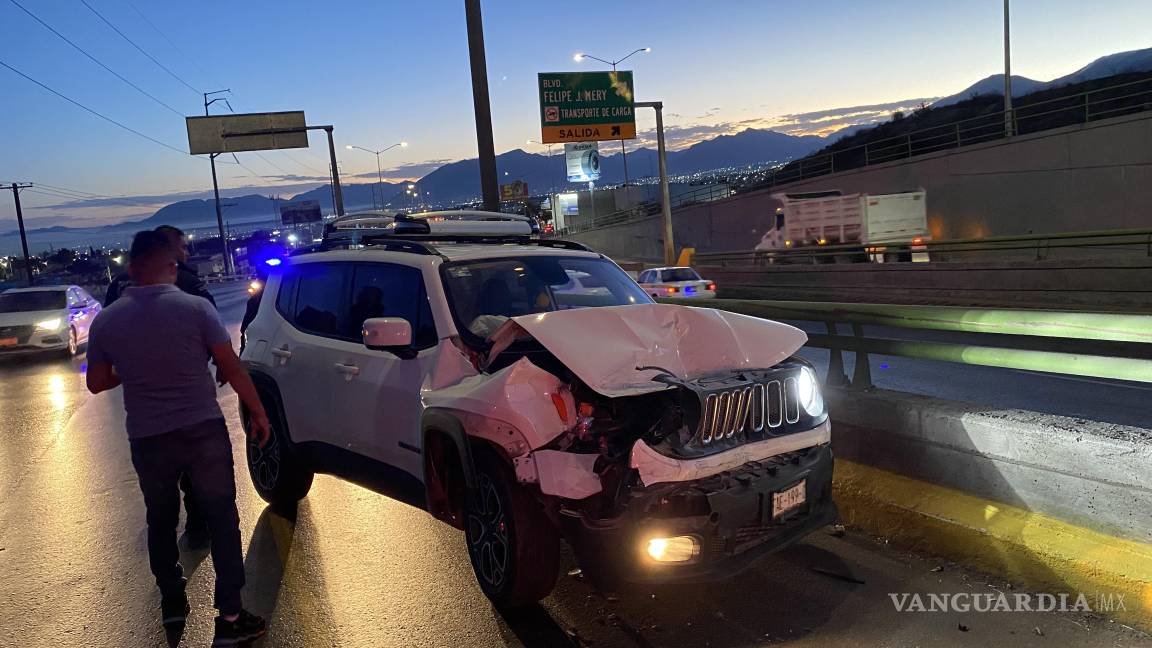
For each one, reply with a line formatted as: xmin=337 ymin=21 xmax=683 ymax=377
xmin=755 ymin=97 xmax=939 ymax=136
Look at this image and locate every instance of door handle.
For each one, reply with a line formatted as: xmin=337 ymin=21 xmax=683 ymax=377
xmin=271 ymin=346 xmax=292 ymax=363
xmin=334 ymin=363 xmax=360 ymax=381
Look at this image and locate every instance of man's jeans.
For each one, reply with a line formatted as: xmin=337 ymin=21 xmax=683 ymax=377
xmin=129 ymin=418 xmax=245 ymax=614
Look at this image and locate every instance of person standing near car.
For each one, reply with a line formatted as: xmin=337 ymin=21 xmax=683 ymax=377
xmin=105 ymin=225 xmax=216 ymax=307
xmin=86 ymin=230 xmax=269 ymax=643
xmin=104 ymin=225 xmax=215 ymax=549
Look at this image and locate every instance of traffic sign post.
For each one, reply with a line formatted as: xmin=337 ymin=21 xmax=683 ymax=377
xmin=538 ymin=71 xmax=636 ymax=144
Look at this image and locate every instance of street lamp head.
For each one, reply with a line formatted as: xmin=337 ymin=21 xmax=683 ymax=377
xmin=345 ymin=145 xmax=353 ymax=150
xmin=573 ymin=53 xmax=584 ymax=62
xmin=400 ymin=141 xmax=409 ymax=147
xmin=643 ymin=47 xmax=652 ymax=53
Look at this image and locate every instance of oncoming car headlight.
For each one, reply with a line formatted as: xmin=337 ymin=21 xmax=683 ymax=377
xmin=797 ymin=366 xmax=824 ymax=416
xmin=35 ymin=318 xmax=63 ymax=332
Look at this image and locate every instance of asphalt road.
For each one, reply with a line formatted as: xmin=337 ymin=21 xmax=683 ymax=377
xmin=0 ymin=283 xmax=1148 ymax=647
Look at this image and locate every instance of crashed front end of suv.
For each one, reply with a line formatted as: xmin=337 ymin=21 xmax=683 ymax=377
xmin=424 ymin=301 xmax=837 ymax=590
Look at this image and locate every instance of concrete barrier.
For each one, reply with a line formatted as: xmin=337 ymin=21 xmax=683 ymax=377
xmin=827 ymin=387 xmax=1152 ymax=628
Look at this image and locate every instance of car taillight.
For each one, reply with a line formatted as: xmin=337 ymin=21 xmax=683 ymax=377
xmin=707 ymin=282 xmax=716 ymax=291
xmin=911 ymin=237 xmax=924 ymax=245
xmin=666 ymin=286 xmax=678 ymax=294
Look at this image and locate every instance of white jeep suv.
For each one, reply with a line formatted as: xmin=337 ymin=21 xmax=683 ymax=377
xmin=240 ymin=212 xmax=836 ymax=607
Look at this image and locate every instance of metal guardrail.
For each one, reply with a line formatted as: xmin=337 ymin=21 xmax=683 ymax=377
xmin=740 ymin=76 xmax=1152 ymax=193
xmin=695 ymin=227 xmax=1152 ymax=265
xmin=661 ymin=298 xmax=1152 ymax=387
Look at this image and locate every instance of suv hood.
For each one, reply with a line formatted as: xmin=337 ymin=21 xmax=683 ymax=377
xmin=507 ymin=303 xmax=806 ymax=397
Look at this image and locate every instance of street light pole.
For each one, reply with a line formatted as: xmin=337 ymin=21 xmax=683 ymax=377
xmin=636 ymin=101 xmax=674 ymax=265
xmin=465 ymin=0 xmax=500 ymax=211
xmin=1003 ymin=0 xmax=1013 ymax=137
xmin=573 ymin=47 xmax=650 ymax=187
xmin=346 ymin=142 xmax=407 ymax=212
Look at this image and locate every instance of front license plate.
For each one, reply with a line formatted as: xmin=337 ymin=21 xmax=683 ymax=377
xmin=0 ymin=337 xmax=17 ymax=347
xmin=772 ymin=480 xmax=806 ymax=519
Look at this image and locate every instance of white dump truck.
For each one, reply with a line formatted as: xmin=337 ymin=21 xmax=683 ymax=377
xmin=756 ymin=190 xmax=930 ymax=262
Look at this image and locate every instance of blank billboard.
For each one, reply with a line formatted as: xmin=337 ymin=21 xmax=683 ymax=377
xmin=186 ymin=111 xmax=308 ymax=155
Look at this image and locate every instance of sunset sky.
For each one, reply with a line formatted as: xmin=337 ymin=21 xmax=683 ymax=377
xmin=1 ymin=0 xmax=1150 ymax=229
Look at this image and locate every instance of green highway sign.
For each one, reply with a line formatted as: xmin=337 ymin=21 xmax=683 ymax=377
xmin=538 ymin=71 xmax=636 ymax=144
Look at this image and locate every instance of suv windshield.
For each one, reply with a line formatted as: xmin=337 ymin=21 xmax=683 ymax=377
xmin=443 ymin=256 xmax=652 ymax=338
xmin=661 ymin=268 xmax=701 ymax=282
xmin=0 ymin=291 xmax=66 ymax=313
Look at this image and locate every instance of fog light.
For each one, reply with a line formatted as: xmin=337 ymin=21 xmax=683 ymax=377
xmin=646 ymin=536 xmax=699 ymax=563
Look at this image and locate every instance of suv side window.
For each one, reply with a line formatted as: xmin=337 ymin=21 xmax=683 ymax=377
xmin=638 ymin=270 xmax=652 ymax=283
xmin=66 ymin=288 xmax=82 ymax=308
xmin=346 ymin=263 xmax=437 ymax=349
xmin=293 ymin=263 xmax=349 ymax=337
xmin=275 ymin=269 xmax=299 ymax=319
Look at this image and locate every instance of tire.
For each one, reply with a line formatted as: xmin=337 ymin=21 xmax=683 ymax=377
xmin=464 ymin=448 xmax=560 ymax=608
xmin=244 ymin=388 xmax=313 ymax=508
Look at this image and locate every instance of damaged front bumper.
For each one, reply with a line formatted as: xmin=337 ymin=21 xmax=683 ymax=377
xmin=563 ymin=442 xmax=837 ymax=586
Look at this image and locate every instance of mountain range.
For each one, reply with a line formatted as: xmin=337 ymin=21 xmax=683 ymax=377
xmin=933 ymin=47 xmax=1152 ymax=106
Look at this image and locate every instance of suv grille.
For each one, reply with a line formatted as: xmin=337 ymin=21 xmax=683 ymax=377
xmin=699 ymin=377 xmax=800 ymax=445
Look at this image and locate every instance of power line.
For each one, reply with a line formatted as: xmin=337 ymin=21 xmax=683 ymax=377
xmin=0 ymin=58 xmax=189 ymax=156
xmin=78 ymin=0 xmax=200 ymax=95
xmin=5 ymin=0 xmax=184 ymax=116
xmin=122 ymin=0 xmax=215 ymax=86
xmin=33 ymin=182 xmax=117 ymax=198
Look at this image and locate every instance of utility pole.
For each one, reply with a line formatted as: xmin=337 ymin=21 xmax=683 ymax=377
xmin=1003 ymin=0 xmax=1014 ymax=137
xmin=636 ymin=102 xmax=674 ymax=265
xmin=5 ymin=183 xmax=34 ymax=286
xmin=464 ymin=0 xmax=500 ymax=211
xmin=204 ymin=90 xmax=234 ymax=275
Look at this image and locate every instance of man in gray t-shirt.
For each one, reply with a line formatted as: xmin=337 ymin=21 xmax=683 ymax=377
xmin=87 ymin=231 xmax=271 ymax=643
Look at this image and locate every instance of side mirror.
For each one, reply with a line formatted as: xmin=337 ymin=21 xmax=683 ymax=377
xmin=362 ymin=317 xmax=416 ymax=358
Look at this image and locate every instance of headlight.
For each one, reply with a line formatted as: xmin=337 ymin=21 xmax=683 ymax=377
xmin=797 ymin=366 xmax=824 ymax=416
xmin=35 ymin=318 xmax=63 ymax=332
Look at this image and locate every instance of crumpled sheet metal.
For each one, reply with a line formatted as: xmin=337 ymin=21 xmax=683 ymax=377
xmin=511 ymin=303 xmax=807 ymax=397
xmin=630 ymin=420 xmax=831 ymax=486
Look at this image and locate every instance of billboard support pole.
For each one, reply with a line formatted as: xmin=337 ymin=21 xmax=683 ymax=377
xmin=323 ymin=126 xmax=346 ymax=217
xmin=637 ymin=101 xmax=674 ymax=265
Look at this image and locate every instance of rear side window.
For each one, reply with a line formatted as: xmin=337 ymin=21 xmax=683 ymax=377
xmin=275 ymin=271 xmax=299 ymax=318
xmin=346 ymin=264 xmax=437 ymax=349
xmin=293 ymin=264 xmax=349 ymax=337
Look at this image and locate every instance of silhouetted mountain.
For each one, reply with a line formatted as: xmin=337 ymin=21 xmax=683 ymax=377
xmin=1051 ymin=47 xmax=1152 ymax=86
xmin=933 ymin=46 xmax=1152 ymax=106
xmin=405 ymin=129 xmax=826 ymax=202
xmin=933 ymin=75 xmax=1047 ymax=107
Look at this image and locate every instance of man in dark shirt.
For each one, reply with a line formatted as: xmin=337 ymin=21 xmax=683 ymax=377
xmin=105 ymin=225 xmax=216 ymax=308
xmin=104 ymin=225 xmax=215 ymax=548
xmin=87 ymin=231 xmax=269 ymax=643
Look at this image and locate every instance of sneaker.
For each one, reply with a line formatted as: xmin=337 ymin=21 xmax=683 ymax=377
xmin=212 ymin=610 xmax=267 ymax=646
xmin=160 ymin=594 xmax=190 ymax=626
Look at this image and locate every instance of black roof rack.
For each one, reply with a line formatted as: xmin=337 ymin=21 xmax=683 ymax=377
xmin=291 ymin=230 xmax=591 ymax=260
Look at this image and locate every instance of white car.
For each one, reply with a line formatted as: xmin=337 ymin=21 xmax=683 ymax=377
xmin=0 ymin=285 xmax=101 ymax=356
xmin=638 ymin=266 xmax=716 ymax=299
xmin=240 ymin=213 xmax=834 ymax=607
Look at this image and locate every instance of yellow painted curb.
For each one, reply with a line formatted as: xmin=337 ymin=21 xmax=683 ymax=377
xmin=834 ymin=458 xmax=1152 ymax=629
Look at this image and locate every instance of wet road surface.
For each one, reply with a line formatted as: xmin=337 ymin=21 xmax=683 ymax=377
xmin=0 ymin=283 xmax=1147 ymax=646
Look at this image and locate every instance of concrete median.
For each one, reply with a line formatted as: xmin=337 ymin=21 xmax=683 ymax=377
xmin=827 ymin=387 xmax=1152 ymax=628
